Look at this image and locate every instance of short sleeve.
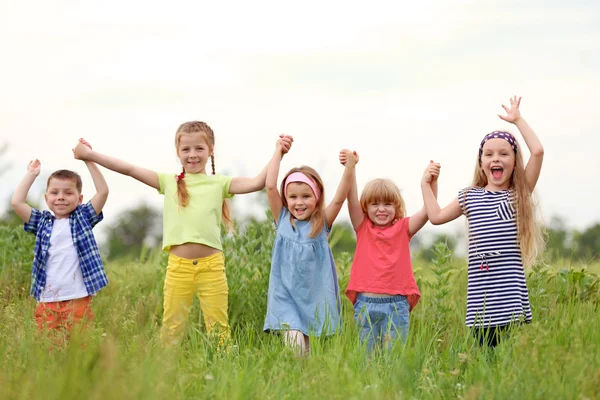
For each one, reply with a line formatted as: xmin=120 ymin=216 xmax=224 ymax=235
xmin=458 ymin=188 xmax=468 ymax=215
xmin=275 ymin=207 xmax=289 ymax=228
xmin=157 ymin=173 xmax=172 ymax=195
xmin=80 ymin=201 xmax=103 ymax=227
xmin=220 ymin=175 xmax=233 ymax=199
xmin=23 ymin=208 xmax=42 ymax=234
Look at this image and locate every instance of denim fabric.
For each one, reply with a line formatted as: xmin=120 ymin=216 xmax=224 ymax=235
xmin=353 ymin=294 xmax=410 ymax=352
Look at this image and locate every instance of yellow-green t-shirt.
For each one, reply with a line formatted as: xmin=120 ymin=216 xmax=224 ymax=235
xmin=158 ymin=173 xmax=233 ymax=252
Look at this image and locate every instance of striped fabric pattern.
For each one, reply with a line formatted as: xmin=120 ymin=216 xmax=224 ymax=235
xmin=24 ymin=201 xmax=107 ymax=301
xmin=459 ymin=187 xmax=532 ymax=328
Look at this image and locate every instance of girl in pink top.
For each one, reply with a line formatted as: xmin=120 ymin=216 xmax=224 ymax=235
xmin=340 ymin=151 xmax=440 ymax=351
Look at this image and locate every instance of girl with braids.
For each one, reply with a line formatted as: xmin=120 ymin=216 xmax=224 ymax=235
xmin=421 ymin=96 xmax=545 ymax=347
xmin=73 ymin=122 xmax=293 ymax=345
xmin=263 ymin=148 xmax=357 ymax=356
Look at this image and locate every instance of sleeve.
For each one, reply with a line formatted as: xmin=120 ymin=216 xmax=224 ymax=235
xmin=80 ymin=201 xmax=103 ymax=228
xmin=23 ymin=208 xmax=42 ymax=234
xmin=458 ymin=188 xmax=469 ymax=215
xmin=275 ymin=207 xmax=289 ymax=228
xmin=157 ymin=172 xmax=170 ymax=195
xmin=220 ymin=175 xmax=234 ymax=199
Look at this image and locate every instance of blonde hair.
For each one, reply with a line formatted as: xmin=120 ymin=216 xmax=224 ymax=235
xmin=468 ymin=136 xmax=544 ymax=266
xmin=280 ymin=166 xmax=325 ymax=238
xmin=359 ymin=179 xmax=406 ymax=222
xmin=174 ymin=121 xmax=233 ymax=231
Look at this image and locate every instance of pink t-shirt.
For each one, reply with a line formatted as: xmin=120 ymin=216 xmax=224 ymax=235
xmin=345 ymin=216 xmax=420 ymax=311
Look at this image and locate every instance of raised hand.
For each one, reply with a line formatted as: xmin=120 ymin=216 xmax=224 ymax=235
xmin=27 ymin=159 xmax=41 ymax=176
xmin=72 ymin=138 xmax=93 ymax=160
xmin=498 ymin=95 xmax=522 ymax=124
xmin=277 ymin=134 xmax=294 ymax=155
xmin=422 ymin=160 xmax=441 ymax=184
xmin=339 ymin=149 xmax=359 ymax=166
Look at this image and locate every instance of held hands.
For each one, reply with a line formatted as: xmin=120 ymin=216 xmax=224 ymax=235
xmin=339 ymin=149 xmax=359 ymax=167
xmin=276 ymin=134 xmax=294 ymax=155
xmin=498 ymin=95 xmax=522 ymax=124
xmin=27 ymin=159 xmax=41 ymax=177
xmin=72 ymin=138 xmax=93 ymax=160
xmin=422 ymin=160 xmax=441 ymax=184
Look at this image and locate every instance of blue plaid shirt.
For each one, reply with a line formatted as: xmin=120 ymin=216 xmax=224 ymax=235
xmin=24 ymin=201 xmax=108 ymax=301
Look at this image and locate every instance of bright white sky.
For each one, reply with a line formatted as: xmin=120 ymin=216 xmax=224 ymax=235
xmin=1 ymin=0 xmax=599 ymax=243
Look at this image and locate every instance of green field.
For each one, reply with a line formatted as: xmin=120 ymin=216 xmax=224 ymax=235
xmin=1 ymin=222 xmax=599 ymax=400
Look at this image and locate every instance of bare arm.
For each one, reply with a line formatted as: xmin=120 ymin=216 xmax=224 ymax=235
xmin=11 ymin=159 xmax=40 ymax=223
xmin=420 ymin=162 xmax=462 ymax=225
xmin=266 ymin=139 xmax=293 ymax=223
xmin=498 ymin=96 xmax=544 ymax=191
xmin=325 ymin=150 xmax=357 ymax=228
xmin=73 ymin=140 xmax=160 ymax=190
xmin=409 ymin=161 xmax=440 ymax=235
xmin=85 ymin=161 xmax=109 ymax=215
xmin=339 ymin=150 xmax=363 ymax=230
xmin=230 ymin=135 xmax=293 ymax=195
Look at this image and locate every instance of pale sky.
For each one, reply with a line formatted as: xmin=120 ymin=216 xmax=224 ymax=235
xmin=1 ymin=0 xmax=599 ymax=244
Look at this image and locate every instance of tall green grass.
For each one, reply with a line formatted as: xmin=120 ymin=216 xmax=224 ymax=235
xmin=0 ymin=222 xmax=599 ymax=400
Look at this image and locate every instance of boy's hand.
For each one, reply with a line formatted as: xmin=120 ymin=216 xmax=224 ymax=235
xmin=277 ymin=134 xmax=293 ymax=155
xmin=422 ymin=160 xmax=441 ymax=184
xmin=73 ymin=138 xmax=93 ymax=160
xmin=339 ymin=149 xmax=359 ymax=166
xmin=340 ymin=149 xmax=358 ymax=167
xmin=27 ymin=159 xmax=41 ymax=176
xmin=498 ymin=95 xmax=522 ymax=124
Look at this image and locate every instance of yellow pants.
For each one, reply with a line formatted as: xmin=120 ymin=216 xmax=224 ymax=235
xmin=160 ymin=252 xmax=229 ymax=345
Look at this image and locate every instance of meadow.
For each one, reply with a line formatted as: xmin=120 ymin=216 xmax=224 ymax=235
xmin=1 ymin=221 xmax=599 ymax=400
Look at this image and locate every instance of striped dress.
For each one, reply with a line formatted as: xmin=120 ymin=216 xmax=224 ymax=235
xmin=459 ymin=187 xmax=532 ymax=328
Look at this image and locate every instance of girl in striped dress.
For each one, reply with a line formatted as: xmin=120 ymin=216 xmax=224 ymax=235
xmin=421 ymin=96 xmax=545 ymax=346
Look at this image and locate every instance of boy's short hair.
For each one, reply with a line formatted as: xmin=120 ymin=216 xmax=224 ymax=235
xmin=47 ymin=170 xmax=83 ymax=193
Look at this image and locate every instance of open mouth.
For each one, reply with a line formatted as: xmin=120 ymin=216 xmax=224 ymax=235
xmin=491 ymin=166 xmax=504 ymax=180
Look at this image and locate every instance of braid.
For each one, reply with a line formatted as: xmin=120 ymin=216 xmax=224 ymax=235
xmin=211 ymin=154 xmax=216 ymax=175
xmin=176 ymin=167 xmax=190 ymax=207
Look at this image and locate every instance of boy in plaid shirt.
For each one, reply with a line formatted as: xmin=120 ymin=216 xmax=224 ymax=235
xmin=11 ymin=142 xmax=108 ymax=342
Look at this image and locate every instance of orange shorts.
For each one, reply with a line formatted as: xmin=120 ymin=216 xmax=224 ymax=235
xmin=34 ymin=296 xmax=94 ymax=335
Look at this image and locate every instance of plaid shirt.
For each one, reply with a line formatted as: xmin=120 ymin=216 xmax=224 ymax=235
xmin=24 ymin=201 xmax=108 ymax=301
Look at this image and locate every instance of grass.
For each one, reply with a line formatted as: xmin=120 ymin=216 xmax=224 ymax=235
xmin=0 ymin=222 xmax=599 ymax=399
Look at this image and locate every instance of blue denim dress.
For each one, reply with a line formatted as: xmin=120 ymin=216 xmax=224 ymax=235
xmin=263 ymin=207 xmax=341 ymax=336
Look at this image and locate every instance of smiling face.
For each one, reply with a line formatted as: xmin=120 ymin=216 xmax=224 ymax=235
xmin=177 ymin=132 xmax=213 ymax=174
xmin=367 ymin=201 xmax=397 ymax=228
xmin=285 ymin=182 xmax=317 ymax=220
xmin=480 ymin=138 xmax=516 ymax=190
xmin=45 ymin=178 xmax=83 ymax=219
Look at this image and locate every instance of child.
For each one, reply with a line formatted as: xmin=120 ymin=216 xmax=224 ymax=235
xmin=341 ymin=151 xmax=440 ymax=352
xmin=11 ymin=154 xmax=109 ymax=343
xmin=72 ymin=121 xmax=293 ymax=346
xmin=421 ymin=96 xmax=544 ymax=347
xmin=263 ymin=145 xmax=357 ymax=356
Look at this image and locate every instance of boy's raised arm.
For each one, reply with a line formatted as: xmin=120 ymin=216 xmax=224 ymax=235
xmin=85 ymin=161 xmax=109 ymax=215
xmin=11 ymin=159 xmax=41 ymax=223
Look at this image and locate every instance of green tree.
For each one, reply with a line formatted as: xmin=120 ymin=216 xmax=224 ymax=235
xmin=418 ymin=233 xmax=457 ymax=262
xmin=545 ymin=216 xmax=572 ymax=260
xmin=573 ymin=223 xmax=600 ymax=260
xmin=105 ymin=203 xmax=162 ymax=260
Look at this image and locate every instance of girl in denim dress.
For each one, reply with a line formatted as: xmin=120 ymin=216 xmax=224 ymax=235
xmin=263 ymin=143 xmax=357 ymax=356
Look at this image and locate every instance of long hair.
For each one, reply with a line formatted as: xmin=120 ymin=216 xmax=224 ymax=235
xmin=469 ymin=137 xmax=544 ymax=266
xmin=174 ymin=121 xmax=233 ymax=231
xmin=359 ymin=178 xmax=406 ymax=222
xmin=279 ymin=166 xmax=325 ymax=238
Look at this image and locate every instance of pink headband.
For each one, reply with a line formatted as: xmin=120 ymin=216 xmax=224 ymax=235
xmin=284 ymin=172 xmax=321 ymax=201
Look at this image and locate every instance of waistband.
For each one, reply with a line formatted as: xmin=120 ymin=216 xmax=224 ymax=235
xmin=168 ymin=252 xmax=224 ymax=265
xmin=356 ymin=294 xmax=407 ymax=304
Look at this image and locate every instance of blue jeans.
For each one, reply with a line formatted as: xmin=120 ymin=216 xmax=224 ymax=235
xmin=353 ymin=294 xmax=410 ymax=352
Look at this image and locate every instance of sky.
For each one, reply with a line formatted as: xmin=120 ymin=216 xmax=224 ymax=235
xmin=1 ymin=0 xmax=599 ymax=244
